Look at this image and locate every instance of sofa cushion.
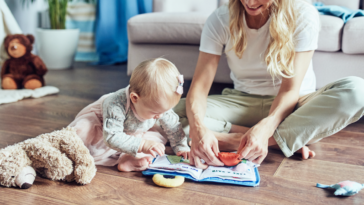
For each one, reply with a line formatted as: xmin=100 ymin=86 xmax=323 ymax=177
xmin=317 ymin=15 xmax=344 ymax=52
xmin=311 ymin=0 xmax=360 ymax=10
xmin=128 ymin=12 xmax=209 ymax=44
xmin=342 ymin=17 xmax=364 ymax=54
xmin=221 ymin=0 xmax=360 ymax=10
xmin=154 ymin=0 xmax=217 ymax=13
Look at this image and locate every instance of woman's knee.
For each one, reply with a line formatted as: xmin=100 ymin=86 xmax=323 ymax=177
xmin=342 ymin=76 xmax=364 ymax=106
xmin=335 ymin=76 xmax=364 ymax=89
xmin=334 ymin=76 xmax=364 ymax=116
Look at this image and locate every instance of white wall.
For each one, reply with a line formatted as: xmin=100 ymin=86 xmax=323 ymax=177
xmin=5 ymin=0 xmax=48 ymax=53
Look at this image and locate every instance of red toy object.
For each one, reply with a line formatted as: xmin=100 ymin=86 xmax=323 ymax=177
xmin=218 ymin=152 xmax=241 ymax=166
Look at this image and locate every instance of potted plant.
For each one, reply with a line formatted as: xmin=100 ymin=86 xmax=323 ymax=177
xmin=24 ymin=0 xmax=94 ymax=69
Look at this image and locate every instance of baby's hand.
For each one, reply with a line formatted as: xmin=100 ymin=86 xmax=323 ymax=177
xmin=177 ymin=151 xmax=190 ymax=160
xmin=139 ymin=140 xmax=165 ymax=158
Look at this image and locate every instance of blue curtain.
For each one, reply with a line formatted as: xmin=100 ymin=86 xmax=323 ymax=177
xmin=95 ymin=0 xmax=153 ymax=65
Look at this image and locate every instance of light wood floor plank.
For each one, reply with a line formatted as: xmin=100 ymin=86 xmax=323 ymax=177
xmin=320 ymin=130 xmax=364 ymax=148
xmin=0 ymin=188 xmax=75 ymax=205
xmin=308 ymin=142 xmax=364 ymax=166
xmin=343 ymin=121 xmax=364 ymax=133
xmin=0 ymin=95 xmax=92 ymax=124
xmin=258 ymin=150 xmax=285 ymax=176
xmin=0 ymin=114 xmax=67 ymax=137
xmin=23 ymin=173 xmax=254 ymax=205
xmin=0 ymin=131 xmax=33 ymax=148
xmin=96 ymin=165 xmax=363 ymax=205
xmin=275 ymin=158 xmax=364 ymax=185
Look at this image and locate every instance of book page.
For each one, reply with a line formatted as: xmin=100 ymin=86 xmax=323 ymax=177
xmin=148 ymin=155 xmax=203 ymax=179
xmin=200 ymin=160 xmax=258 ymax=181
xmin=148 ymin=155 xmax=258 ymax=181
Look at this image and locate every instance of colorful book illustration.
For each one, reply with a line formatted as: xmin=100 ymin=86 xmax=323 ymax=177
xmin=142 ymin=154 xmax=260 ymax=186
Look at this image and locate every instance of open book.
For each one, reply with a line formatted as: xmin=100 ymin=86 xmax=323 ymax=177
xmin=142 ymin=154 xmax=260 ymax=186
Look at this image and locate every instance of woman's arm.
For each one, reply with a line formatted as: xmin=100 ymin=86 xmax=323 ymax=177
xmin=187 ymin=51 xmax=225 ymax=169
xmin=237 ymin=50 xmax=315 ymax=164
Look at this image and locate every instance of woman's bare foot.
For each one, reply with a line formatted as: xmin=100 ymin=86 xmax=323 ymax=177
xmin=296 ymin=146 xmax=316 ymax=159
xmin=117 ymin=154 xmax=153 ymax=172
xmin=270 ymin=145 xmax=316 ymax=159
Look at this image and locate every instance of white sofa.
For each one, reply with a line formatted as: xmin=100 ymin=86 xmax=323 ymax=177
xmin=127 ymin=0 xmax=364 ymax=89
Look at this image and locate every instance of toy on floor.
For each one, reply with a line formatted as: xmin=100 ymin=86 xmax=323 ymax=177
xmin=316 ymin=181 xmax=364 ymax=196
xmin=152 ymin=174 xmax=185 ymax=188
xmin=218 ymin=152 xmax=241 ymax=166
xmin=0 ymin=127 xmax=96 ymax=189
xmin=151 ymin=155 xmax=187 ymax=188
xmin=1 ymin=34 xmax=47 ymax=90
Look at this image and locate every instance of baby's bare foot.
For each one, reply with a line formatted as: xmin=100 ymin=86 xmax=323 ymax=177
xmin=117 ymin=154 xmax=153 ymax=172
xmin=296 ymin=146 xmax=316 ymax=159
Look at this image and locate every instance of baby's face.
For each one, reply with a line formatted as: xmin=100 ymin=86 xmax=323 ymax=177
xmin=133 ymin=96 xmax=179 ymax=120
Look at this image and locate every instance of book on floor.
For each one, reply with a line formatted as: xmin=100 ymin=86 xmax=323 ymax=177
xmin=142 ymin=154 xmax=260 ymax=186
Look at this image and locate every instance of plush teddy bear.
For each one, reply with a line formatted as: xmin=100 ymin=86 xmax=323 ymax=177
xmin=1 ymin=34 xmax=47 ymax=90
xmin=0 ymin=127 xmax=97 ymax=189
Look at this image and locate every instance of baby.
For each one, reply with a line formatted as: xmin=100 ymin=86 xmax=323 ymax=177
xmin=69 ymin=58 xmax=190 ymax=172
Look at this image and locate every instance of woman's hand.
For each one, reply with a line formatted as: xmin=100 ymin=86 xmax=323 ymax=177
xmin=189 ymin=127 xmax=224 ymax=169
xmin=184 ymin=52 xmax=223 ymax=169
xmin=237 ymin=118 xmax=275 ymax=164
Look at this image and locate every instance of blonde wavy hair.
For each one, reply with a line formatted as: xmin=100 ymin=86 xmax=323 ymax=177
xmin=129 ymin=58 xmax=181 ymax=105
xmin=228 ymin=0 xmax=297 ymax=78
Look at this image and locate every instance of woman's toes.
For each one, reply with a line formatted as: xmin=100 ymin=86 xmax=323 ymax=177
xmin=300 ymin=146 xmax=309 ymax=160
xmin=299 ymin=146 xmax=316 ymax=160
xmin=309 ymin=150 xmax=316 ymax=158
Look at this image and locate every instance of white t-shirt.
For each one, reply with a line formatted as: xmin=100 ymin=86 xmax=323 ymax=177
xmin=200 ymin=0 xmax=320 ymax=96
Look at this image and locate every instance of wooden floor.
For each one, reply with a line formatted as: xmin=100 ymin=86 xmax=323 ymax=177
xmin=1 ymin=62 xmax=364 ymax=205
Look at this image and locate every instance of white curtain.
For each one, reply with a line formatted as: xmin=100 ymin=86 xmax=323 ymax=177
xmin=0 ymin=0 xmax=22 ymax=67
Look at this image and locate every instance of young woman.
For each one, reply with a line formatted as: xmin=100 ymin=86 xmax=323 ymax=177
xmin=174 ymin=0 xmax=364 ymax=169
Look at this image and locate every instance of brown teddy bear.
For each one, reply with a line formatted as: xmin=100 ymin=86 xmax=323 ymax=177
xmin=0 ymin=127 xmax=97 ymax=189
xmin=1 ymin=34 xmax=47 ymax=90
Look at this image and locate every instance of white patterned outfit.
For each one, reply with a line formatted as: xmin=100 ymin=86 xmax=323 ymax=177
xmin=69 ymin=86 xmax=189 ymax=166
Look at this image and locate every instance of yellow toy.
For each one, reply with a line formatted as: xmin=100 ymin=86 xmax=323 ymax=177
xmin=152 ymin=174 xmax=184 ymax=188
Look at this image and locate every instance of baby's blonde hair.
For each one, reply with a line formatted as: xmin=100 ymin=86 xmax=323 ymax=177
xmin=129 ymin=58 xmax=181 ymax=105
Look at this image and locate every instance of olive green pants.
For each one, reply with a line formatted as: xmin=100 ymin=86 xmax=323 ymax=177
xmin=174 ymin=76 xmax=364 ymax=157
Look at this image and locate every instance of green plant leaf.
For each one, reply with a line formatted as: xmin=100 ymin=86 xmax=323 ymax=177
xmin=22 ymin=0 xmax=96 ymax=28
